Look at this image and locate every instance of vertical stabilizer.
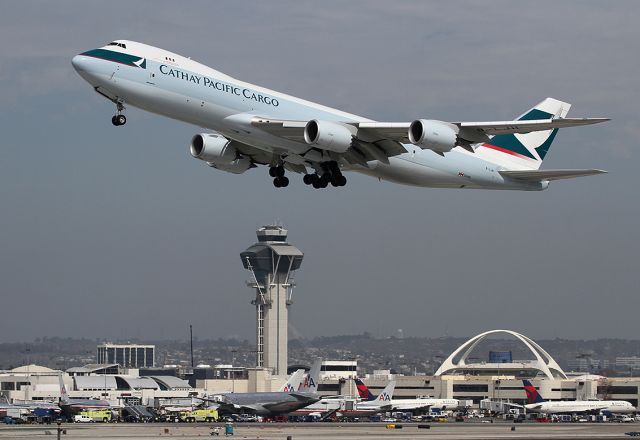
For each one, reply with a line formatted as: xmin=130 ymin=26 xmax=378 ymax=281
xmin=280 ymin=369 xmax=305 ymax=393
xmin=479 ymin=98 xmax=571 ymax=170
xmin=354 ymin=378 xmax=376 ymax=401
xmin=375 ymin=381 xmax=395 ymax=404
xmin=58 ymin=374 xmax=69 ymax=403
xmin=298 ymin=359 xmax=321 ymax=394
xmin=522 ymin=380 xmax=546 ymax=404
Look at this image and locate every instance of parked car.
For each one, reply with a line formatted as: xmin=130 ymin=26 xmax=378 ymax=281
xmin=73 ymin=415 xmax=93 ymax=423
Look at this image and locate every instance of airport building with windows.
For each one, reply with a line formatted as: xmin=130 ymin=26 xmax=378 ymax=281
xmin=96 ymin=343 xmax=155 ymax=368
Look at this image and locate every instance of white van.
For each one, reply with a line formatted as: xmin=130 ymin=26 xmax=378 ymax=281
xmin=73 ymin=414 xmax=93 ymax=423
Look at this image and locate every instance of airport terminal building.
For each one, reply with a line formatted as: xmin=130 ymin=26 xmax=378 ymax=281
xmin=1 ymin=330 xmax=639 ymax=410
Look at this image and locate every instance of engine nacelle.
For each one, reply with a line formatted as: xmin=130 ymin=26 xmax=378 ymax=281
xmin=190 ymin=133 xmax=252 ymax=174
xmin=304 ymin=120 xmax=353 ymax=153
xmin=408 ymin=119 xmax=458 ymax=153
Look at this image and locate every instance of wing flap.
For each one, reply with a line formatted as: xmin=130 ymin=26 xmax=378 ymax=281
xmin=500 ymin=169 xmax=607 ymax=182
xmin=251 ymin=118 xmax=306 ymax=141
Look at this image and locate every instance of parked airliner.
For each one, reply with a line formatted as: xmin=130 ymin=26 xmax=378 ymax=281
xmin=72 ymin=40 xmax=608 ymax=190
xmin=523 ymin=380 xmax=635 ymax=414
xmin=356 ymin=378 xmax=460 ymax=413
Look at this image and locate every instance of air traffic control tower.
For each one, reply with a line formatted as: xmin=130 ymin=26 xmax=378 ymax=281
xmin=241 ymin=226 xmax=303 ymax=376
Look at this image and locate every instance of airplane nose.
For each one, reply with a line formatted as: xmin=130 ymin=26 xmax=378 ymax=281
xmin=71 ymin=55 xmax=86 ymax=72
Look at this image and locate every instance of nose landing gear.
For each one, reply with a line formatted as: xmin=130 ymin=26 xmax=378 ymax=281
xmin=111 ymin=114 xmax=126 ymax=126
xmin=111 ymin=101 xmax=126 ymax=126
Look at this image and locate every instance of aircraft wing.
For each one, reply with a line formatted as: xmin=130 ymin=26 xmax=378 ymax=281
xmin=359 ymin=118 xmax=608 ymax=138
xmin=251 ymin=116 xmax=607 ymax=163
xmin=251 ymin=117 xmax=407 ymax=165
xmin=500 ymin=169 xmax=607 ymax=182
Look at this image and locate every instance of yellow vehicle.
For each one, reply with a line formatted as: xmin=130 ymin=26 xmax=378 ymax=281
xmin=179 ymin=409 xmax=218 ymax=423
xmin=79 ymin=409 xmax=112 ymax=422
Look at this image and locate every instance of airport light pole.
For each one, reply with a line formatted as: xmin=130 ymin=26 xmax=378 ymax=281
xmin=231 ymin=350 xmax=237 ymax=393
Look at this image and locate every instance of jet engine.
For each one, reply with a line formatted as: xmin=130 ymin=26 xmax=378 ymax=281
xmin=408 ymin=119 xmax=458 ymax=153
xmin=303 ymin=120 xmax=354 ymax=153
xmin=190 ymin=133 xmax=252 ymax=174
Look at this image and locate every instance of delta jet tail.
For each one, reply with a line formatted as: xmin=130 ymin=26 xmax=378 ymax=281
xmin=72 ymin=40 xmax=608 ymax=191
xmin=523 ymin=380 xmax=635 ymax=414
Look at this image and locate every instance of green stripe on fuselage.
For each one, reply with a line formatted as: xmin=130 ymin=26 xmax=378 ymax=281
xmin=80 ymin=49 xmax=145 ymax=68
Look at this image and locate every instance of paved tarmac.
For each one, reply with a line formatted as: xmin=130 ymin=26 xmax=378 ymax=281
xmin=0 ymin=422 xmax=638 ymax=439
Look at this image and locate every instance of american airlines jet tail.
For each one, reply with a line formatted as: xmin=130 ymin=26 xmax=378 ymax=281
xmin=71 ymin=40 xmax=608 ymax=191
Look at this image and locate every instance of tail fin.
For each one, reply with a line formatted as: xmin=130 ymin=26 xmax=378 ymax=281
xmin=522 ymin=380 xmax=545 ymax=404
xmin=354 ymin=378 xmax=376 ymax=401
xmin=298 ymin=359 xmax=321 ymax=394
xmin=58 ymin=374 xmax=69 ymax=402
xmin=375 ymin=381 xmax=395 ymax=403
xmin=280 ymin=369 xmax=305 ymax=393
xmin=481 ymin=98 xmax=570 ymax=170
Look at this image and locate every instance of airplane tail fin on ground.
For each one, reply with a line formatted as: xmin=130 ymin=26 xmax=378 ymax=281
xmin=58 ymin=374 xmax=68 ymax=402
xmin=481 ymin=98 xmax=570 ymax=170
xmin=281 ymin=369 xmax=305 ymax=393
xmin=523 ymin=380 xmax=546 ymax=404
xmin=354 ymin=378 xmax=376 ymax=401
xmin=376 ymin=381 xmax=395 ymax=403
xmin=298 ymin=359 xmax=321 ymax=394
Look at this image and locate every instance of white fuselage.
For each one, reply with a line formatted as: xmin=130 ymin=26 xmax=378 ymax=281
xmin=71 ymin=40 xmax=547 ymax=190
xmin=390 ymin=398 xmax=460 ymax=411
xmin=526 ymin=400 xmax=636 ymax=414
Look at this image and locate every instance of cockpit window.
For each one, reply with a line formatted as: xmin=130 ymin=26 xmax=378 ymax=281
xmin=107 ymin=42 xmax=127 ymax=49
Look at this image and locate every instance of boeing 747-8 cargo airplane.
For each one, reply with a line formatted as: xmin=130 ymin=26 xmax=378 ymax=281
xmin=72 ymin=40 xmax=608 ymax=190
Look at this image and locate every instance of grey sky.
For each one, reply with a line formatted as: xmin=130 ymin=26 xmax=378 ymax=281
xmin=0 ymin=1 xmax=637 ymax=343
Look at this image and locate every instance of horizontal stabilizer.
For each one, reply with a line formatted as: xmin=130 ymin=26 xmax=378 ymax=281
xmin=500 ymin=169 xmax=607 ymax=182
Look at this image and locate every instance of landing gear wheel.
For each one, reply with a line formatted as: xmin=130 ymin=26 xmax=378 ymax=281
xmin=337 ymin=175 xmax=347 ymax=187
xmin=269 ymin=167 xmax=277 ymax=177
xmin=273 ymin=176 xmax=289 ymax=188
xmin=275 ymin=166 xmax=285 ymax=177
xmin=112 ymin=114 xmax=126 ymax=126
xmin=303 ymin=174 xmax=313 ymax=185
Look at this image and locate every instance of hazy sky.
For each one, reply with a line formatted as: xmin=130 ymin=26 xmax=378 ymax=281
xmin=0 ymin=1 xmax=638 ymax=343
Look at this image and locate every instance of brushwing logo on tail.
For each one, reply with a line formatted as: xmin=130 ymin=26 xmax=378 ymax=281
xmin=480 ymin=98 xmax=571 ymax=165
xmin=482 ymin=108 xmax=555 ymax=161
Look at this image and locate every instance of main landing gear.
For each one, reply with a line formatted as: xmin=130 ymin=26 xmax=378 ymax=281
xmin=303 ymin=161 xmax=347 ymax=189
xmin=269 ymin=161 xmax=346 ymax=189
xmin=111 ymin=101 xmax=126 ymax=126
xmin=269 ymin=165 xmax=289 ymax=188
